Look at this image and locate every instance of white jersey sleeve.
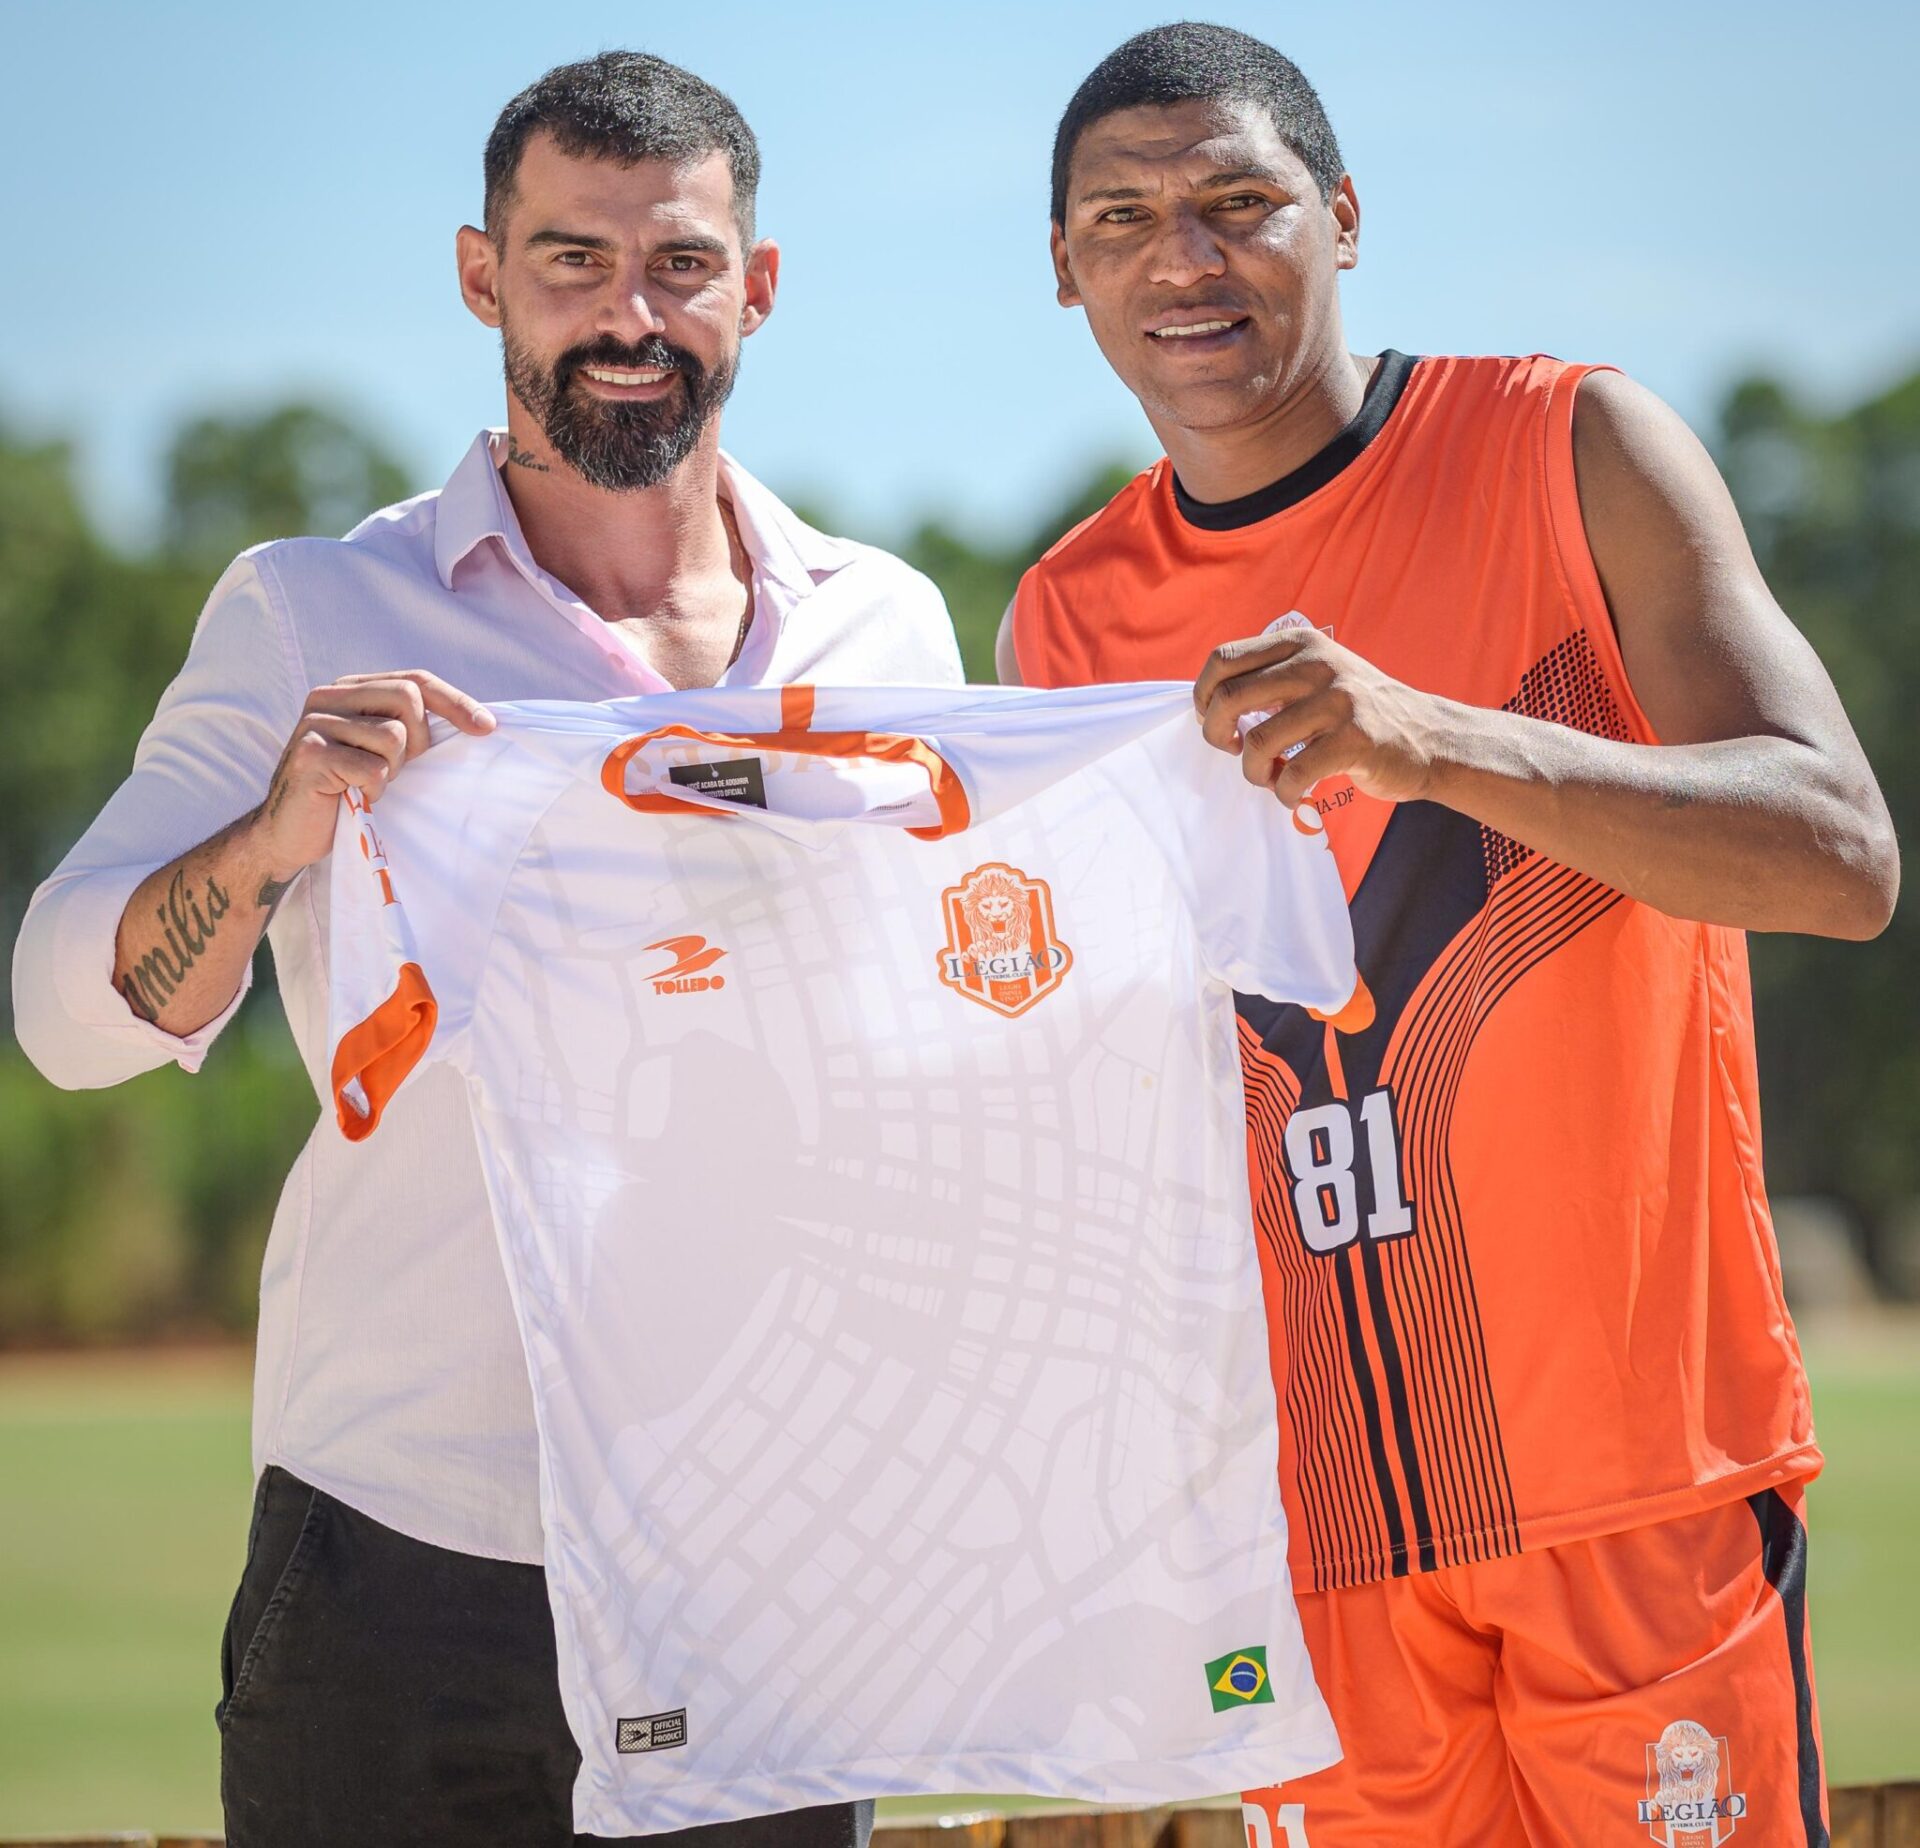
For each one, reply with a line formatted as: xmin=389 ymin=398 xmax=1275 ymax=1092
xmin=325 ymin=726 xmax=556 ymax=1140
xmin=1136 ymin=719 xmax=1366 ymax=1023
xmin=327 ymin=784 xmax=442 ymax=1140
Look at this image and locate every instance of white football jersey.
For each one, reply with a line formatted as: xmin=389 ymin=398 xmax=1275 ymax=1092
xmin=326 ymin=681 xmax=1359 ymax=1837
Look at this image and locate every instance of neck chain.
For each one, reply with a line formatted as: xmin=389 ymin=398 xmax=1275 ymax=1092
xmin=721 ymin=498 xmax=755 ymax=667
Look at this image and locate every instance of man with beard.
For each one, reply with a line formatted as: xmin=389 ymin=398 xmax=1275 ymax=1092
xmin=13 ymin=51 xmax=956 ymax=1847
xmin=1000 ymin=22 xmax=1896 ymax=1848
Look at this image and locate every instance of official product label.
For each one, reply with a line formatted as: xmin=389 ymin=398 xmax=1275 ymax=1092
xmin=616 ymin=1708 xmax=688 ymax=1754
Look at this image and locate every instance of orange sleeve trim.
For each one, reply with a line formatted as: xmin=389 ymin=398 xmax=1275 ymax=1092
xmin=1309 ymin=970 xmax=1376 ymax=1036
xmin=331 ymin=961 xmax=438 ymax=1142
xmin=780 ymin=684 xmax=817 ymax=729
xmin=600 ymin=723 xmax=971 ymax=839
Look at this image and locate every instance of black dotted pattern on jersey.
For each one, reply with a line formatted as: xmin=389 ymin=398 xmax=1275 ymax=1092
xmin=1482 ymin=630 xmax=1632 ymax=885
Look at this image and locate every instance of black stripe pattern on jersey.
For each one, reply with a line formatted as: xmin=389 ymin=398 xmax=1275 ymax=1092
xmin=1237 ymin=629 xmax=1632 ymax=1589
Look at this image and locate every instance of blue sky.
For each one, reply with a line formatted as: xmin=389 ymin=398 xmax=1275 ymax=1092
xmin=4 ymin=0 xmax=1916 ymax=548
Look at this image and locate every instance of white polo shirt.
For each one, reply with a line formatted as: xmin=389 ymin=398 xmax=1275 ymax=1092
xmin=10 ymin=433 xmax=962 ymax=1562
xmin=325 ymin=683 xmax=1358 ymax=1832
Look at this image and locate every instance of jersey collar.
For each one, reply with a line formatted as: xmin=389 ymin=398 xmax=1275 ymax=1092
xmin=1170 ymin=350 xmax=1417 ymax=532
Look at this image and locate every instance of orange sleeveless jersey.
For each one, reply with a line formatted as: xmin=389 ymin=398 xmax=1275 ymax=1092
xmin=1012 ymin=352 xmax=1821 ymax=1592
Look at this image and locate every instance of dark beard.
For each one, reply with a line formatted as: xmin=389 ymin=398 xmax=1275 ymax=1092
xmin=502 ymin=328 xmax=739 ymax=491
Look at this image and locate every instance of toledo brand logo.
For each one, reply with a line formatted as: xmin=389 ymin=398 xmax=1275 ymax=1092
xmin=937 ymin=862 xmax=1071 ymax=1019
xmin=645 ymin=936 xmax=727 ymax=997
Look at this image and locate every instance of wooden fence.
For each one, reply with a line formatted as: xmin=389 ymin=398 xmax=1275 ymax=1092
xmin=6 ymin=1790 xmax=1917 ymax=1847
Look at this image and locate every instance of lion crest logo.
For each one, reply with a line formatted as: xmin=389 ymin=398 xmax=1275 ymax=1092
xmin=1638 ymin=1720 xmax=1747 ymax=1844
xmin=937 ymin=861 xmax=1071 ymax=1018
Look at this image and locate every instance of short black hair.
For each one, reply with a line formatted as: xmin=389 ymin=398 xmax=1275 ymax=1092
xmin=1051 ymin=22 xmax=1344 ymax=225
xmin=484 ymin=51 xmax=761 ymax=244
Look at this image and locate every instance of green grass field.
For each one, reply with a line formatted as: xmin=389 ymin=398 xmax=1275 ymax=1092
xmin=2 ymin=1331 xmax=1915 ymax=1834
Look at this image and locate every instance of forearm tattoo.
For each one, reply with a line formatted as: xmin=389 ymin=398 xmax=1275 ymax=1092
xmin=118 ymin=867 xmax=233 ymax=1020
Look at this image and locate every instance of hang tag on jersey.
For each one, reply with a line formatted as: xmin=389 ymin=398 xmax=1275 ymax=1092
xmin=1238 ymin=611 xmax=1332 ymax=757
xmin=669 ymin=757 xmax=768 ymax=809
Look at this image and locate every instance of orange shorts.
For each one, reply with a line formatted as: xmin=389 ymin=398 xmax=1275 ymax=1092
xmin=1243 ymin=1484 xmax=1827 ymax=1847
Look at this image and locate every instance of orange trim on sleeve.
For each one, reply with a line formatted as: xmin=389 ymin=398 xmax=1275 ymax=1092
xmin=1310 ymin=970 xmax=1377 ymax=1035
xmin=331 ymin=961 xmax=438 ymax=1142
xmin=780 ymin=684 xmax=817 ymax=729
xmin=600 ymin=723 xmax=971 ymax=840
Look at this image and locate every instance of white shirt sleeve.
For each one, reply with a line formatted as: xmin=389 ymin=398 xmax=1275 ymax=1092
xmin=1137 ymin=717 xmax=1364 ymax=1019
xmin=904 ymin=567 xmax=965 ymax=687
xmin=776 ymin=551 xmax=965 ymax=690
xmin=9 ymin=554 xmax=305 ymax=1089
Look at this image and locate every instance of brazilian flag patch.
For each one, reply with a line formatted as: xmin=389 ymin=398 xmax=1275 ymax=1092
xmin=1205 ymin=1645 xmax=1275 ymax=1712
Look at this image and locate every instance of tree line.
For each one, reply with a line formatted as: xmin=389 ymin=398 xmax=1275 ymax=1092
xmin=0 ymin=377 xmax=1912 ymax=1340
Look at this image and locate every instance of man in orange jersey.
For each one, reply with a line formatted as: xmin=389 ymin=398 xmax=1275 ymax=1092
xmin=1000 ymin=23 xmax=1898 ymax=1848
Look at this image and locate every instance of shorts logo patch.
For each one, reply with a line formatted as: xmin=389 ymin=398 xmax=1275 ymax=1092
xmin=616 ymin=1708 xmax=688 ymax=1754
xmin=1638 ymin=1719 xmax=1746 ymax=1843
xmin=1204 ymin=1645 xmax=1274 ymax=1711
xmin=937 ymin=862 xmax=1071 ymax=1019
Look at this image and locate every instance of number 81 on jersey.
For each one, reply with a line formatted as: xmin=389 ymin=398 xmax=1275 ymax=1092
xmin=1282 ymin=1088 xmax=1415 ymax=1254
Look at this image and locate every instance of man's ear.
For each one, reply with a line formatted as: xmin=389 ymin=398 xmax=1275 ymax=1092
xmin=456 ymin=224 xmax=503 ymax=329
xmin=1332 ymin=176 xmax=1360 ymax=274
xmin=741 ymin=238 xmax=780 ymax=336
xmin=1050 ymin=223 xmax=1083 ymax=309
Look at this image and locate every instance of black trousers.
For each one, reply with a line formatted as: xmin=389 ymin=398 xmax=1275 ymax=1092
xmin=219 ymin=1466 xmax=874 ymax=1847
